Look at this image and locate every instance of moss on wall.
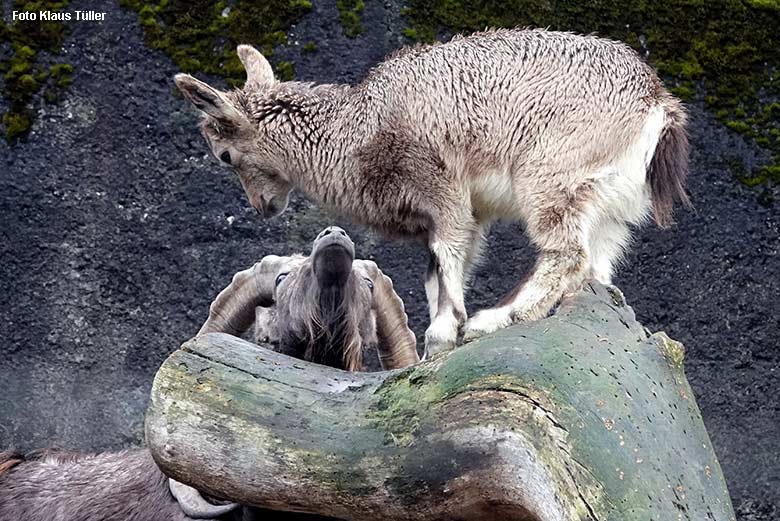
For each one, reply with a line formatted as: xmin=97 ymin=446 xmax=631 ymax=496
xmin=336 ymin=0 xmax=365 ymax=38
xmin=403 ymin=0 xmax=780 ymax=201
xmin=120 ymin=0 xmax=312 ymax=85
xmin=0 ymin=1 xmax=73 ymax=141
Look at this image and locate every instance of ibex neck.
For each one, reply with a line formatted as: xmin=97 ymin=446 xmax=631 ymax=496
xmin=266 ymin=83 xmax=371 ymax=211
xmin=256 ymin=82 xmax=346 ymax=172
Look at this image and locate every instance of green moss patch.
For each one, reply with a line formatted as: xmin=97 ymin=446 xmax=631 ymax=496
xmin=337 ymin=0 xmax=365 ymax=38
xmin=368 ymin=363 xmax=445 ymax=447
xmin=120 ymin=0 xmax=313 ymax=85
xmin=0 ymin=1 xmax=74 ymax=142
xmin=403 ymin=0 xmax=780 ymax=199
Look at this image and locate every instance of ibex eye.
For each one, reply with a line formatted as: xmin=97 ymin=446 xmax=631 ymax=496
xmin=275 ymin=273 xmax=288 ymax=287
xmin=219 ymin=151 xmax=232 ymax=165
xmin=364 ymin=277 xmax=374 ymax=291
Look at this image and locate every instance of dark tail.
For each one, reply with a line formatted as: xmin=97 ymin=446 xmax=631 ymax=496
xmin=648 ymin=99 xmax=691 ymax=227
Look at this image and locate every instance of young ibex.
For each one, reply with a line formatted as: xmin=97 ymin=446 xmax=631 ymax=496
xmin=175 ymin=28 xmax=689 ymax=354
xmin=199 ymin=225 xmax=420 ymax=371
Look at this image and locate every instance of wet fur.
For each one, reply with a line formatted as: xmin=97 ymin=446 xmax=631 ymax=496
xmin=178 ymin=28 xmax=690 ymax=353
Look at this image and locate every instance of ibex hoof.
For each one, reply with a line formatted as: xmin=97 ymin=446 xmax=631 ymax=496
xmin=463 ymin=308 xmax=513 ymax=342
xmin=425 ymin=323 xmax=457 ymax=357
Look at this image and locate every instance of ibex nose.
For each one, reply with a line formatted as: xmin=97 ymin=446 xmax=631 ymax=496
xmin=255 ymin=196 xmax=271 ymax=217
xmin=320 ymin=226 xmax=347 ymax=238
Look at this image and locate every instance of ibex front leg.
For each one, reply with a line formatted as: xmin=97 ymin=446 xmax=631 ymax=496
xmin=424 ymin=254 xmax=439 ymax=323
xmin=425 ymin=223 xmax=486 ymax=325
xmin=424 ymin=224 xmax=474 ymax=356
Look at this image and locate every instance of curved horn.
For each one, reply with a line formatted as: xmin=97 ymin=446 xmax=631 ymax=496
xmin=357 ymin=261 xmax=420 ymax=370
xmin=198 ymin=255 xmax=289 ymax=336
xmin=169 ymin=478 xmax=239 ymax=519
xmin=237 ymin=44 xmax=275 ymax=89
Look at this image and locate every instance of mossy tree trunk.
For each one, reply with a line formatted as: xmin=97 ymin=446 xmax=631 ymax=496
xmin=146 ymin=282 xmax=735 ymax=521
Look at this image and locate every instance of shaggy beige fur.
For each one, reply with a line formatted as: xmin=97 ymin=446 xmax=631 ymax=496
xmin=175 ymin=28 xmax=689 ymax=354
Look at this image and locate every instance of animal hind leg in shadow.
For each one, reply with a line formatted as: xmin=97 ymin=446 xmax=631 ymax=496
xmin=463 ymin=199 xmax=591 ymax=341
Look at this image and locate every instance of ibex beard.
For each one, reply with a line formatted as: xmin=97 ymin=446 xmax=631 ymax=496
xmin=174 ymin=28 xmax=689 ymax=356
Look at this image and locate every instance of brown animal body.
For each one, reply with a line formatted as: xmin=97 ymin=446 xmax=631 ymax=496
xmin=0 ymin=448 xmax=247 ymax=520
xmin=176 ymin=28 xmax=689 ymax=355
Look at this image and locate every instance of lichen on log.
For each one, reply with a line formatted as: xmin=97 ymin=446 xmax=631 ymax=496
xmin=146 ymin=281 xmax=735 ymax=521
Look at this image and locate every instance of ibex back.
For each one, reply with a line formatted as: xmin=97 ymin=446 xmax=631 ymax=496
xmin=175 ymin=28 xmax=689 ymax=354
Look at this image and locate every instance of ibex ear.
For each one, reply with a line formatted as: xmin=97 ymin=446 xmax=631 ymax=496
xmin=174 ymin=74 xmax=246 ymax=126
xmin=237 ymin=44 xmax=275 ymax=89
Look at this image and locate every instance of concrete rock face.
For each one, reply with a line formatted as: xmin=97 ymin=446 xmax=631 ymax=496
xmin=0 ymin=1 xmax=777 ymax=520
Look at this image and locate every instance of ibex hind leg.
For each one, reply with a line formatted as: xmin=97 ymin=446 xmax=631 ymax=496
xmin=587 ymin=218 xmax=632 ymax=285
xmin=463 ymin=250 xmax=589 ymax=341
xmin=463 ymin=198 xmax=591 ymax=341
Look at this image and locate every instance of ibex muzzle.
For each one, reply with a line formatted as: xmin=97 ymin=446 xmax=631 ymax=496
xmin=312 ymin=226 xmax=355 ymax=288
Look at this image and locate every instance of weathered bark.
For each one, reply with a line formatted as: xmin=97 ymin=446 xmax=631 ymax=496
xmin=146 ymin=281 xmax=735 ymax=521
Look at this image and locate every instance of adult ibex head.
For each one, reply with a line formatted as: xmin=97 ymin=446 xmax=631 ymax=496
xmin=199 ymin=226 xmax=420 ymax=371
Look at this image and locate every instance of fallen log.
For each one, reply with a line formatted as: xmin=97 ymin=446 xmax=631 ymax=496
xmin=146 ymin=281 xmax=736 ymax=521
